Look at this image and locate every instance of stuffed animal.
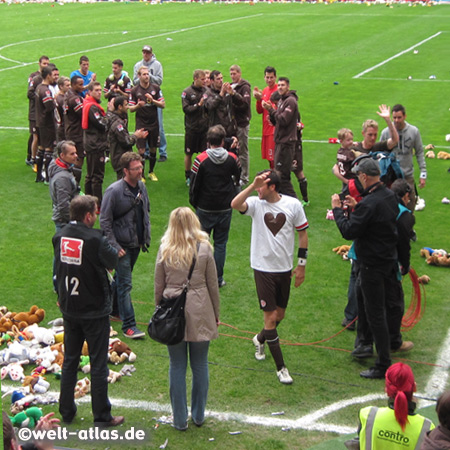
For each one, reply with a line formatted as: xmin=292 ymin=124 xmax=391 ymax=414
xmin=109 ymin=351 xmax=126 ymax=365
xmin=74 ymin=377 xmax=91 ymax=399
xmin=420 ymin=248 xmax=450 ymax=267
xmin=437 ymin=151 xmax=450 ymax=160
xmin=1 ymin=362 xmax=28 ymax=382
xmin=12 ymin=305 xmax=45 ymax=328
xmin=51 ymin=343 xmax=64 ymax=367
xmin=425 ymin=150 xmax=435 ymax=159
xmin=0 ymin=306 xmax=46 ymax=333
xmin=107 ymin=369 xmax=122 ymax=384
xmin=33 ymin=346 xmax=57 ymax=369
xmin=10 ymin=392 xmax=36 ymax=415
xmin=418 ymin=275 xmax=431 ymax=284
xmin=326 ymin=209 xmax=335 ymax=220
xmin=23 ymin=324 xmax=55 ymax=346
xmin=2 ymin=341 xmax=31 ymax=363
xmin=333 ymin=245 xmax=351 ymax=257
xmin=22 ymin=375 xmax=50 ymax=394
xmin=79 ymin=355 xmax=90 ymax=374
xmin=119 ymin=364 xmax=136 ymax=377
xmin=9 ymin=406 xmax=43 ymax=428
xmin=109 ymin=339 xmax=136 ymax=363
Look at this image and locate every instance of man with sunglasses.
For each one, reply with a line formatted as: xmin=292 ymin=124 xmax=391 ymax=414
xmin=100 ymin=152 xmax=151 ymax=339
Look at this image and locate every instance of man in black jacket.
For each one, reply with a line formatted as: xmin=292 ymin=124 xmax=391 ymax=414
xmin=53 ymin=195 xmax=123 ymax=427
xmin=331 ymin=157 xmax=412 ymax=379
xmin=189 ymin=125 xmax=241 ymax=287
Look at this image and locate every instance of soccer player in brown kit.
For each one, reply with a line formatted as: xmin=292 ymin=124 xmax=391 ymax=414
xmin=231 ymin=170 xmax=309 ymax=384
xmin=262 ymin=77 xmax=299 ymax=199
xmin=35 ymin=65 xmax=57 ymax=183
xmin=103 ymin=59 xmax=132 ymax=100
xmin=27 ymin=55 xmax=49 ymax=169
xmin=129 ymin=66 xmax=165 ymax=182
xmin=181 ymin=69 xmax=208 ymax=185
xmin=55 ymin=76 xmax=70 ymax=143
xmin=64 ymin=76 xmax=85 ymax=185
xmin=229 ymin=65 xmax=251 ymax=186
xmin=82 ymin=82 xmax=108 ymax=207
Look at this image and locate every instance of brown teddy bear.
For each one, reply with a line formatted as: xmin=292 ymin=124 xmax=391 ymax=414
xmin=109 ymin=339 xmax=136 ymax=363
xmin=0 ymin=306 xmax=45 ymax=334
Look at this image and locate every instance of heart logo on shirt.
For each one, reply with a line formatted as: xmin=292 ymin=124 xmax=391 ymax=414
xmin=264 ymin=213 xmax=286 ymax=236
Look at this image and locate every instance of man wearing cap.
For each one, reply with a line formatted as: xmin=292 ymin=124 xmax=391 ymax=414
xmin=331 ymin=156 xmax=412 ymax=380
xmin=133 ymin=45 xmax=167 ymax=162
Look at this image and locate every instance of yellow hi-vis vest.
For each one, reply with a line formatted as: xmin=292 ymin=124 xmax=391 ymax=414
xmin=359 ymin=406 xmax=434 ymax=449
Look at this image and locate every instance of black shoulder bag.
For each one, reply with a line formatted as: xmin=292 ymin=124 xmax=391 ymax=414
xmin=148 ymin=254 xmax=197 ymax=346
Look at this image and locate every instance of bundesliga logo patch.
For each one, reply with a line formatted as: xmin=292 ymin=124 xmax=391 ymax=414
xmin=60 ymin=237 xmax=84 ymax=265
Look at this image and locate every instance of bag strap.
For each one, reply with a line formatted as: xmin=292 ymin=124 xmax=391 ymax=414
xmin=184 ymin=243 xmax=199 ymax=289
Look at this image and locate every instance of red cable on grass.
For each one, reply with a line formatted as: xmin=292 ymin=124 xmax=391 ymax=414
xmin=401 ymin=267 xmax=426 ymax=332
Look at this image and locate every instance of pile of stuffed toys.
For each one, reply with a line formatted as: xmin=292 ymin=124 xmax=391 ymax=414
xmin=1 ymin=305 xmax=137 ymax=428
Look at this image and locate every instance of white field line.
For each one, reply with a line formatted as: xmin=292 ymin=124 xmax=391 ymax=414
xmin=353 ymin=32 xmax=442 ymax=79
xmin=0 ymin=385 xmax=372 ymax=433
xmin=0 ymin=14 xmax=263 ymax=73
xmin=357 ymin=77 xmax=450 ymax=83
xmin=0 ymin=383 xmax=432 ymax=434
xmin=2 ymin=128 xmax=450 ymax=150
xmin=421 ymin=327 xmax=450 ymax=408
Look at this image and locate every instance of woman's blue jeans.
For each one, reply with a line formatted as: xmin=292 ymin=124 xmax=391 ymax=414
xmin=167 ymin=341 xmax=210 ymax=430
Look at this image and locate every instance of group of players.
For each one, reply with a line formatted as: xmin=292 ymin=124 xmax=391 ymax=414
xmin=25 ymin=47 xmax=311 ymax=208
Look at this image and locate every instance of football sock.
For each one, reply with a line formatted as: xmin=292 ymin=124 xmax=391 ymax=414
xmin=264 ymin=328 xmax=285 ymax=371
xmin=257 ymin=328 xmax=265 ymax=344
xmin=299 ymin=177 xmax=308 ymax=202
xmin=27 ymin=134 xmax=33 ymax=160
xmin=35 ymin=149 xmax=44 ymax=181
xmin=43 ymin=151 xmax=52 ymax=182
xmin=149 ymin=154 xmax=156 ymax=173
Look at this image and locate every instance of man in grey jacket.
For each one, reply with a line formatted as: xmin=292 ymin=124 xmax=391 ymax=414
xmin=49 ymin=141 xmax=79 ymax=229
xmin=49 ymin=140 xmax=79 ymax=292
xmin=380 ymin=104 xmax=426 ymax=210
xmin=100 ymin=152 xmax=151 ymax=339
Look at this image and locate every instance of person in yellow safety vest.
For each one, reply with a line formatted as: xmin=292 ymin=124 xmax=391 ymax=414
xmin=345 ymin=362 xmax=434 ymax=449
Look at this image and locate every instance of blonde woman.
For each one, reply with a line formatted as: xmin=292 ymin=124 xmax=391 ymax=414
xmin=154 ymin=207 xmax=220 ymax=431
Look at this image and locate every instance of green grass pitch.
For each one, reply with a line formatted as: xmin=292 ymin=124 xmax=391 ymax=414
xmin=1 ymin=2 xmax=450 ymax=449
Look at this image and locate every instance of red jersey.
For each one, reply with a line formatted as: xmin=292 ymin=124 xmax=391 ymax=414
xmin=255 ymin=84 xmax=277 ymax=137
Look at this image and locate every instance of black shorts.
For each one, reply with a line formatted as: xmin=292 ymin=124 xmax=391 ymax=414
xmin=253 ymin=269 xmax=292 ymax=311
xmin=38 ymin=125 xmax=56 ymax=150
xmin=185 ymin=131 xmax=207 ymax=156
xmin=137 ymin=127 xmax=159 ymax=149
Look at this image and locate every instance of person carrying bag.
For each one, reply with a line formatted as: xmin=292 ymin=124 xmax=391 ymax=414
xmin=148 ymin=255 xmax=196 ymax=345
xmin=153 ymin=207 xmax=220 ymax=431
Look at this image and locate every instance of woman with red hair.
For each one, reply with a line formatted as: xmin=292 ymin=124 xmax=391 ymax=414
xmin=346 ymin=362 xmax=434 ymax=449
